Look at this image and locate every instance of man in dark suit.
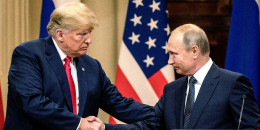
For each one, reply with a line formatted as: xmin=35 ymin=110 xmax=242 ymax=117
xmin=112 ymin=24 xmax=260 ymax=129
xmin=3 ymin=2 xmax=153 ymax=130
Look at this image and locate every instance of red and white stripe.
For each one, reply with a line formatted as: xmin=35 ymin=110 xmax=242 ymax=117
xmin=110 ymin=42 xmax=175 ymax=124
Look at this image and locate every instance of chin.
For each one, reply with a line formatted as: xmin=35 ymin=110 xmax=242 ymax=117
xmin=79 ymin=51 xmax=88 ymax=55
xmin=175 ymin=69 xmax=183 ymax=75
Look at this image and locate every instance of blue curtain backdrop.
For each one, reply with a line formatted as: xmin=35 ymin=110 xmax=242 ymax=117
xmin=225 ymin=0 xmax=260 ymax=109
xmin=39 ymin=0 xmax=55 ymax=38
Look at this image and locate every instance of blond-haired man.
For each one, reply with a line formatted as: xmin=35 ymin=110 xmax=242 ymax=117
xmin=4 ymin=2 xmax=153 ymax=130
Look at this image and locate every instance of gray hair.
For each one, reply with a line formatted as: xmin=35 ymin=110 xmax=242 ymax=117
xmin=177 ymin=24 xmax=210 ymax=55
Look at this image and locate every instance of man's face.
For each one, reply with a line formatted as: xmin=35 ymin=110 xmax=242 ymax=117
xmin=167 ymin=33 xmax=195 ymax=76
xmin=57 ymin=28 xmax=92 ymax=57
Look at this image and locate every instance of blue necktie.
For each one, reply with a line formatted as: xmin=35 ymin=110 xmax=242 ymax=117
xmin=184 ymin=76 xmax=196 ymax=128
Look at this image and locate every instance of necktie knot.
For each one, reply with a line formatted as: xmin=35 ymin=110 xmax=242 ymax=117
xmin=64 ymin=57 xmax=71 ymax=70
xmin=189 ymin=76 xmax=196 ymax=85
xmin=64 ymin=56 xmax=71 ymax=64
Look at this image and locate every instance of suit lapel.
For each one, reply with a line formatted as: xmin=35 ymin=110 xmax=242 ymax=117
xmin=45 ymin=37 xmax=73 ymax=112
xmin=188 ymin=63 xmax=220 ymax=128
xmin=75 ymin=57 xmax=88 ymax=116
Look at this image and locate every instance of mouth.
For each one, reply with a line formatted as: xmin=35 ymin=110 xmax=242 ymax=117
xmin=173 ymin=66 xmax=179 ymax=70
xmin=81 ymin=47 xmax=88 ymax=50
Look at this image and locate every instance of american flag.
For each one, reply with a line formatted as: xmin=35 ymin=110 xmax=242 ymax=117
xmin=109 ymin=0 xmax=175 ymax=124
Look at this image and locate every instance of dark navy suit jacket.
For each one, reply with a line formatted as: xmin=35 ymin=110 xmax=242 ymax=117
xmin=112 ymin=63 xmax=260 ymax=129
xmin=4 ymin=37 xmax=153 ymax=130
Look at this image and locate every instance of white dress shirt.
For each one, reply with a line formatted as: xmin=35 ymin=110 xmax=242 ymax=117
xmin=52 ymin=38 xmax=79 ymax=114
xmin=185 ymin=58 xmax=213 ymax=105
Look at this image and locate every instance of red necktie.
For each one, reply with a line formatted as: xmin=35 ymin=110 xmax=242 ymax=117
xmin=64 ymin=56 xmax=77 ymax=114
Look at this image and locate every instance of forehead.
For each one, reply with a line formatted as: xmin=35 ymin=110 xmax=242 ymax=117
xmin=166 ymin=33 xmax=184 ymax=50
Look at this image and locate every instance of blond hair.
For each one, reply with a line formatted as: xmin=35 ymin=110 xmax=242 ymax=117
xmin=47 ymin=2 xmax=98 ymax=37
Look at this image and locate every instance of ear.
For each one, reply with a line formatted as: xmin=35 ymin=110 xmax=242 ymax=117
xmin=191 ymin=45 xmax=199 ymax=59
xmin=55 ymin=29 xmax=64 ymax=42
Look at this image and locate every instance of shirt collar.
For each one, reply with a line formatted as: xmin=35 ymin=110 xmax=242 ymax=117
xmin=192 ymin=58 xmax=213 ymax=85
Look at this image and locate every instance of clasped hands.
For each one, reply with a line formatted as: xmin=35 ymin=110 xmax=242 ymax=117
xmin=79 ymin=116 xmax=105 ymax=130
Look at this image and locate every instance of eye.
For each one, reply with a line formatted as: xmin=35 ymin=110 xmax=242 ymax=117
xmin=169 ymin=51 xmax=176 ymax=55
xmin=77 ymin=30 xmax=91 ymax=37
xmin=78 ymin=33 xmax=87 ymax=36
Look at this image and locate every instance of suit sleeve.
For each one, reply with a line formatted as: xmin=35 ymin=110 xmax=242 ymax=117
xmin=92 ymin=60 xmax=153 ymax=124
xmin=105 ymin=84 xmax=168 ymax=130
xmin=229 ymin=75 xmax=260 ymax=129
xmin=7 ymin=46 xmax=80 ymax=129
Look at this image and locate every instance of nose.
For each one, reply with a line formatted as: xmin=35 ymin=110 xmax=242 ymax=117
xmin=84 ymin=33 xmax=92 ymax=44
xmin=168 ymin=54 xmax=174 ymax=65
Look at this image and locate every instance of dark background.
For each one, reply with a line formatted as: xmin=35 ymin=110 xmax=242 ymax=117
xmin=167 ymin=0 xmax=232 ymax=79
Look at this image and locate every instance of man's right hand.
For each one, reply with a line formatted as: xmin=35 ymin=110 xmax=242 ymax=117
xmin=79 ymin=116 xmax=105 ymax=130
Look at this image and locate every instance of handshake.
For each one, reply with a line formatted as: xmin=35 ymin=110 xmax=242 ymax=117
xmin=79 ymin=116 xmax=104 ymax=130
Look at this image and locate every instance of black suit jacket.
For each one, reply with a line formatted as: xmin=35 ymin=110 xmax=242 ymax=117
xmin=4 ymin=37 xmax=153 ymax=130
xmin=111 ymin=63 xmax=260 ymax=129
